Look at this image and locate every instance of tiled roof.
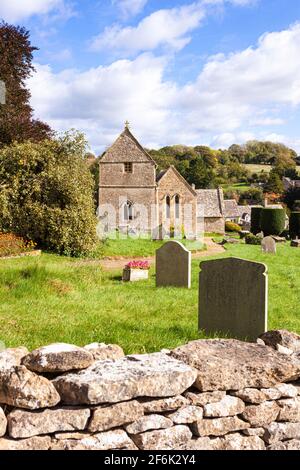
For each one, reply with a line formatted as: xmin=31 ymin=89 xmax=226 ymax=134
xmin=224 ymin=199 xmax=240 ymax=218
xmin=196 ymin=188 xmax=225 ymax=218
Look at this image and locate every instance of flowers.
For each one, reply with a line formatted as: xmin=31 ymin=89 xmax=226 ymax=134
xmin=125 ymin=260 xmax=150 ymax=270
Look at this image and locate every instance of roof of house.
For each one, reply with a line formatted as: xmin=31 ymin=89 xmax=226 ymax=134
xmin=196 ymin=188 xmax=225 ymax=218
xmin=100 ymin=126 xmax=157 ymax=165
xmin=224 ymin=199 xmax=240 ymax=218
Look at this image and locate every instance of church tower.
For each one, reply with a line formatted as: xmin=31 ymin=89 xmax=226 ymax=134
xmin=99 ymin=124 xmax=158 ymax=233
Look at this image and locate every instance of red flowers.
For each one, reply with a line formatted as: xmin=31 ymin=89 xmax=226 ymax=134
xmin=125 ymin=260 xmax=150 ymax=270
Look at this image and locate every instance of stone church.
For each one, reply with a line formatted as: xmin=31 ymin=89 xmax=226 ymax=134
xmin=98 ymin=125 xmax=225 ymax=237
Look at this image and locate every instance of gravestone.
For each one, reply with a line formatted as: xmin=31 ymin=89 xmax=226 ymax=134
xmin=261 ymin=236 xmax=276 ymax=254
xmin=156 ymin=241 xmax=191 ymax=288
xmin=199 ymin=257 xmax=268 ymax=341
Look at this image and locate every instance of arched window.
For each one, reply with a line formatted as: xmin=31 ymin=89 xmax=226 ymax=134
xmin=175 ymin=195 xmax=180 ymax=219
xmin=124 ymin=201 xmax=134 ymax=221
xmin=166 ymin=196 xmax=171 ymax=219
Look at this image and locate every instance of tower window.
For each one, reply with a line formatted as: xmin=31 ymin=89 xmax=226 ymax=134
xmin=124 ymin=162 xmax=133 ymax=173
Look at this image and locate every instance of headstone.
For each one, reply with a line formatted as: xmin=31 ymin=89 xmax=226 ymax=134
xmin=261 ymin=236 xmax=276 ymax=254
xmin=156 ymin=241 xmax=191 ymax=288
xmin=271 ymin=236 xmax=286 ymax=244
xmin=199 ymin=257 xmax=268 ymax=341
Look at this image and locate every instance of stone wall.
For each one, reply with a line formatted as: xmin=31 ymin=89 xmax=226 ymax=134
xmin=1 ymin=330 xmax=300 ymax=451
xmin=202 ymin=217 xmax=225 ymax=234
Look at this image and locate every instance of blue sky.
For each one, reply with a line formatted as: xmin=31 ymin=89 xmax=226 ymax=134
xmin=1 ymin=0 xmax=300 ymax=153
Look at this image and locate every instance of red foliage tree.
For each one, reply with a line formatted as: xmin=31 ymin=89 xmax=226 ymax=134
xmin=0 ymin=22 xmax=53 ymax=147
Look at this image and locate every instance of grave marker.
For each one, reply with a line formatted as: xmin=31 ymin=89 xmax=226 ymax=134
xmin=199 ymin=257 xmax=268 ymax=341
xmin=261 ymin=236 xmax=276 ymax=254
xmin=156 ymin=241 xmax=191 ymax=288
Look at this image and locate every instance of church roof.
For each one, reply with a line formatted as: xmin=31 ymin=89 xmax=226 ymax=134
xmin=156 ymin=166 xmax=198 ymax=196
xmin=100 ymin=126 xmax=156 ymax=165
xmin=196 ymin=188 xmax=225 ymax=218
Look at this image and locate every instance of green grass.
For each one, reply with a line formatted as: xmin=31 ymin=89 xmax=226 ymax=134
xmin=0 ymin=243 xmax=299 ymax=353
xmin=101 ymin=236 xmax=204 ymax=257
xmin=222 ymin=182 xmax=252 ymax=193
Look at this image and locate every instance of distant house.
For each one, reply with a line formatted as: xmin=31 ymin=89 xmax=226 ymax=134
xmin=224 ymin=199 xmax=240 ymax=223
xmin=283 ymin=177 xmax=300 ymax=191
xmin=224 ymin=199 xmax=251 ymax=227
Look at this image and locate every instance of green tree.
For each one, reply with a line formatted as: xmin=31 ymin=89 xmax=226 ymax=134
xmin=0 ymin=131 xmax=97 ymax=256
xmin=265 ymin=169 xmax=284 ymax=194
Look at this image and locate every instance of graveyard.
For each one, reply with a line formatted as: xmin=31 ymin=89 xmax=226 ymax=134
xmin=1 ymin=240 xmax=299 ymax=353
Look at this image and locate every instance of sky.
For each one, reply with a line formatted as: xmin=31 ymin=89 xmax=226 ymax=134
xmin=1 ymin=0 xmax=300 ymax=154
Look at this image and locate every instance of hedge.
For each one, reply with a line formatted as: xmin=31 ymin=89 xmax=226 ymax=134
xmin=225 ymin=221 xmax=241 ymax=233
xmin=251 ymin=207 xmax=263 ymax=234
xmin=289 ymin=212 xmax=300 ymax=240
xmin=245 ymin=233 xmax=262 ymax=245
xmin=260 ymin=208 xmax=286 ymax=236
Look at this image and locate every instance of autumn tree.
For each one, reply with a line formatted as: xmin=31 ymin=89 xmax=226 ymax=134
xmin=0 ymin=22 xmax=52 ymax=147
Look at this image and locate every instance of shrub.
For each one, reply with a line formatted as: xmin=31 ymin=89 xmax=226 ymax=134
xmin=289 ymin=212 xmax=300 ymax=239
xmin=260 ymin=208 xmax=286 ymax=236
xmin=225 ymin=221 xmax=241 ymax=232
xmin=0 ymin=131 xmax=98 ymax=256
xmin=0 ymin=233 xmax=36 ymax=257
xmin=251 ymin=207 xmax=263 ymax=234
xmin=245 ymin=233 xmax=261 ymax=245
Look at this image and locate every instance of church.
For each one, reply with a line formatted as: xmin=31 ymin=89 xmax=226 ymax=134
xmin=98 ymin=124 xmax=225 ymax=237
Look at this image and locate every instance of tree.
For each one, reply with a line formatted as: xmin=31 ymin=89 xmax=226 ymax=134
xmin=264 ymin=169 xmax=284 ymax=194
xmin=187 ymin=158 xmax=215 ymax=188
xmin=0 ymin=22 xmax=52 ymax=147
xmin=0 ymin=131 xmax=97 ymax=256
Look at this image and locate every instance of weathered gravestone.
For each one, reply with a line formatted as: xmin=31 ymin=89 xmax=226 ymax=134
xmin=261 ymin=236 xmax=276 ymax=254
xmin=199 ymin=257 xmax=268 ymax=341
xmin=156 ymin=241 xmax=191 ymax=288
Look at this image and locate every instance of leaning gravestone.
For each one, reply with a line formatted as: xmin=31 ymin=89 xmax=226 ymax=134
xmin=261 ymin=236 xmax=276 ymax=254
xmin=156 ymin=241 xmax=191 ymax=288
xmin=199 ymin=257 xmax=268 ymax=341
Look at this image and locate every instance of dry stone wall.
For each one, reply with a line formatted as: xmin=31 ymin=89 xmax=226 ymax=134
xmin=1 ymin=331 xmax=300 ymax=451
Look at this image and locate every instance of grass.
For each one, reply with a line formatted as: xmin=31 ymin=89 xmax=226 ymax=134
xmin=222 ymin=182 xmax=252 ymax=193
xmin=244 ymin=164 xmax=300 ymax=175
xmin=101 ymin=235 xmax=205 ymax=257
xmin=0 ymin=242 xmax=299 ymax=353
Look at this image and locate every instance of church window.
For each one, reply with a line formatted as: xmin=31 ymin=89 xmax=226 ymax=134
xmin=166 ymin=196 xmax=171 ymax=219
xmin=124 ymin=162 xmax=133 ymax=173
xmin=124 ymin=201 xmax=134 ymax=221
xmin=175 ymin=195 xmax=180 ymax=219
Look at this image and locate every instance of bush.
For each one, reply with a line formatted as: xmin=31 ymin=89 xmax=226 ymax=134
xmin=0 ymin=131 xmax=98 ymax=256
xmin=251 ymin=207 xmax=263 ymax=234
xmin=245 ymin=233 xmax=262 ymax=245
xmin=289 ymin=212 xmax=300 ymax=239
xmin=260 ymin=208 xmax=286 ymax=236
xmin=0 ymin=233 xmax=36 ymax=257
xmin=225 ymin=221 xmax=241 ymax=232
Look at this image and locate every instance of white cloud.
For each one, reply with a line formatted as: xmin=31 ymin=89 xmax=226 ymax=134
xmin=112 ymin=0 xmax=148 ymax=18
xmin=91 ymin=2 xmax=206 ymax=54
xmin=0 ymin=0 xmax=70 ymax=23
xmin=28 ymin=23 xmax=300 ymax=153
